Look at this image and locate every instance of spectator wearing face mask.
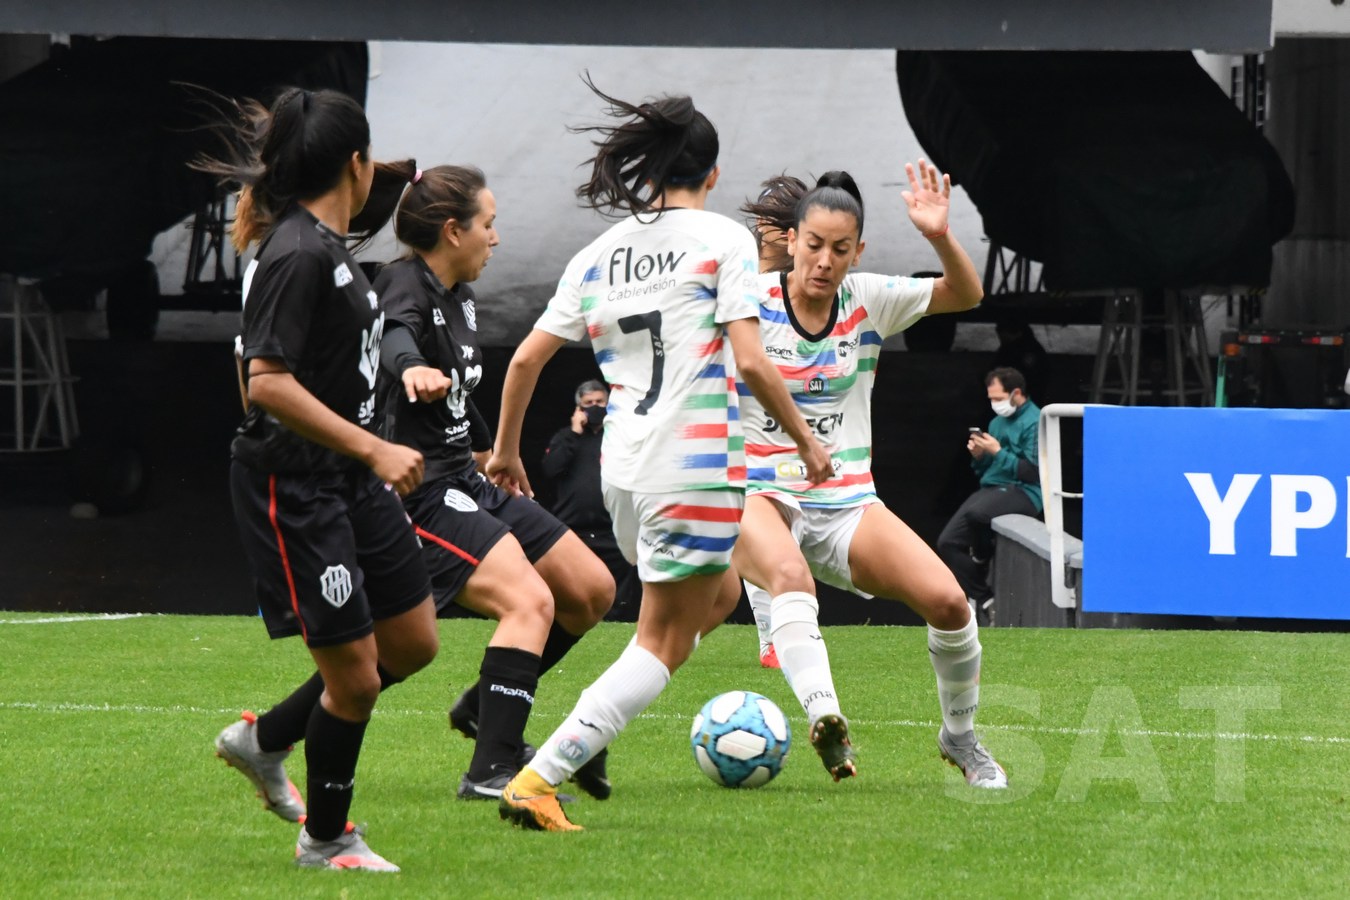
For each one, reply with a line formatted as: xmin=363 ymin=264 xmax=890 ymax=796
xmin=936 ymin=367 xmax=1042 ymax=625
xmin=541 ymin=379 xmax=641 ymax=621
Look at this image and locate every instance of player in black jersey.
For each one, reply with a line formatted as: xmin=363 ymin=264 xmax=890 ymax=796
xmin=373 ymin=165 xmax=616 ymax=802
xmin=201 ymin=87 xmax=435 ymax=872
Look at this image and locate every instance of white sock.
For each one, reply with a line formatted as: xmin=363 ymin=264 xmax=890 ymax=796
xmin=770 ymin=591 xmax=841 ymax=724
xmin=928 ymin=618 xmax=982 ymax=736
xmin=746 ymin=580 xmax=773 ymax=656
xmin=530 ymin=643 xmax=670 ymax=785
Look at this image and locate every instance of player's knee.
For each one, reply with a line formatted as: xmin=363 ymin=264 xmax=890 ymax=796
xmin=326 ymin=669 xmax=382 ymax=719
xmin=507 ymin=579 xmax=555 ymax=632
xmin=769 ymin=557 xmax=813 ymax=593
xmin=928 ymin=587 xmax=973 ymax=631
xmin=401 ymin=629 xmax=439 ymax=675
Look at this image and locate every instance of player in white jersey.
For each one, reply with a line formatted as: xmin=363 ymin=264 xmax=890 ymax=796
xmin=487 ymin=81 xmax=831 ymax=831
xmin=733 ymin=166 xmax=1009 ymax=789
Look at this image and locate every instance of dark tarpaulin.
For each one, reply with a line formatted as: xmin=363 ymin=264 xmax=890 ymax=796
xmin=0 ymin=37 xmax=367 ymax=283
xmin=896 ymin=51 xmax=1294 ymax=292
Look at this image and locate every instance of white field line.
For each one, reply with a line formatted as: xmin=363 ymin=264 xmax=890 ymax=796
xmin=0 ymin=700 xmax=1345 ymax=747
xmin=0 ymin=613 xmax=151 ymax=625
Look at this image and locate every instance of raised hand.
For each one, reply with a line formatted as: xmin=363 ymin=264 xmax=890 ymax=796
xmin=901 ymin=158 xmax=951 ymax=238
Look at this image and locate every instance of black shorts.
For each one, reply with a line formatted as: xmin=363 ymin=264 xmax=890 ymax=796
xmin=403 ymin=466 xmax=569 ymax=613
xmin=230 ymin=461 xmax=431 ymax=647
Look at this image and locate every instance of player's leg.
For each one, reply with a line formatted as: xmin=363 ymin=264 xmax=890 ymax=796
xmin=847 ymin=504 xmax=1007 ymax=788
xmin=451 ymin=533 xmax=554 ymax=797
xmin=744 ymin=580 xmax=779 ymax=667
xmin=498 ymin=486 xmax=740 ymax=831
xmin=733 ymin=496 xmax=852 ymax=778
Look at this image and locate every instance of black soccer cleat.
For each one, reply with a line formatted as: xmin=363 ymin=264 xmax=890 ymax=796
xmin=570 ymin=747 xmax=612 ymax=800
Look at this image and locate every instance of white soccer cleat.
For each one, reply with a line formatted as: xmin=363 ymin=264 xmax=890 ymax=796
xmin=938 ymin=727 xmax=1008 ymax=789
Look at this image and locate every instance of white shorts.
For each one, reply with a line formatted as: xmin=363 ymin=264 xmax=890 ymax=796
xmin=602 ymin=483 xmax=744 ymax=583
xmin=754 ymin=493 xmax=881 ymax=599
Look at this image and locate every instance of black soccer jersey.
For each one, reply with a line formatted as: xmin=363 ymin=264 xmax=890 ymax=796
xmin=374 ymin=256 xmax=483 ymax=482
xmin=233 ymin=205 xmax=385 ymax=473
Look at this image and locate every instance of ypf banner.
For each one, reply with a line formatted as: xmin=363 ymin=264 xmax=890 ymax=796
xmin=1083 ymin=407 xmax=1350 ymax=619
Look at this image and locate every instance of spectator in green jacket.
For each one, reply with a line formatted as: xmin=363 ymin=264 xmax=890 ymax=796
xmin=937 ymin=367 xmax=1042 ymax=625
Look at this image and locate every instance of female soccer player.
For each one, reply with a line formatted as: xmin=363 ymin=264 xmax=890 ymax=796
xmin=486 ymin=82 xmax=832 ymax=831
xmin=733 ymin=164 xmax=1009 ymax=789
xmin=206 ymin=88 xmax=439 ymax=870
xmin=371 ymin=164 xmax=615 ymax=801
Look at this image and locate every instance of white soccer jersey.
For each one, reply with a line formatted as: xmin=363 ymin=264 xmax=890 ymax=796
xmin=534 ymin=209 xmax=760 ymax=493
xmin=740 ymin=271 xmax=933 ymax=507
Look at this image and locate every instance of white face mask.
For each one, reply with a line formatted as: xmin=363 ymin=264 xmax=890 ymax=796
xmin=991 ymin=398 xmax=1016 ymax=418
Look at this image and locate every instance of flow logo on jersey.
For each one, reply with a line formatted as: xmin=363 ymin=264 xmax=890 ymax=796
xmin=320 ymin=565 xmax=353 ymax=608
xmin=462 ymin=299 xmax=477 ymax=331
xmin=443 ymin=489 xmax=479 ymax=512
xmin=358 ymin=313 xmax=385 ymax=391
xmin=333 ymin=263 xmax=354 ymax=288
xmin=433 ymin=308 xmax=447 ymax=327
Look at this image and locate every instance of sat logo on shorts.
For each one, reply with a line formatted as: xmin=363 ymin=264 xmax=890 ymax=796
xmin=443 ymin=489 xmax=480 ymax=512
xmin=333 ymin=263 xmax=354 ymax=288
xmin=320 ymin=564 xmax=353 ymax=609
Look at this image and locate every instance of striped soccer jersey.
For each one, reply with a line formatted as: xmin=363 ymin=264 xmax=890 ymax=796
xmin=740 ymin=271 xmax=932 ymax=507
xmin=534 ymin=209 xmax=761 ymax=493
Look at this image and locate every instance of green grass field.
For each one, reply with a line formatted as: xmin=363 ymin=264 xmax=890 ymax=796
xmin=2 ymin=613 xmax=1349 ymax=898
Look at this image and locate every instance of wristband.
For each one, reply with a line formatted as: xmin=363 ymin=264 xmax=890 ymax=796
xmin=923 ymin=223 xmax=949 ymax=240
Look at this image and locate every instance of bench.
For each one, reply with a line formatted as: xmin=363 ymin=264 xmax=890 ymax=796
xmin=989 ymin=514 xmax=1082 ymax=628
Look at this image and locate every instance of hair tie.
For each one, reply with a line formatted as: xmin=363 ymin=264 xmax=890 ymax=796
xmin=412 ymin=169 xmax=423 ymax=185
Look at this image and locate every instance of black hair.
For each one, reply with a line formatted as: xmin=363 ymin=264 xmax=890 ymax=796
xmin=394 ymin=165 xmax=488 ymax=252
xmin=575 ymin=379 xmax=608 ymax=403
xmin=194 ymin=86 xmax=412 ymax=251
xmin=795 ymin=170 xmax=865 ymax=238
xmin=572 ymin=74 xmax=719 ymax=219
xmin=985 ymin=367 xmax=1027 ymax=394
xmin=739 ymin=174 xmax=808 ymax=271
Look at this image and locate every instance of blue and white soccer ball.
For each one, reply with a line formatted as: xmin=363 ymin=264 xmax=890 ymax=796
xmin=690 ymin=691 xmax=791 ymax=788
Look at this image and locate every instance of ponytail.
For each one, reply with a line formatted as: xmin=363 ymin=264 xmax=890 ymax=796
xmin=193 ymin=86 xmax=374 ymax=252
xmin=795 ymin=170 xmax=865 ymax=238
xmin=572 ymin=74 xmax=719 ymax=218
xmin=393 ymin=165 xmax=488 ymax=252
xmin=740 ymin=174 xmax=808 ymax=271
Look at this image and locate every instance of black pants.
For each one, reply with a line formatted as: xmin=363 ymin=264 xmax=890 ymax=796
xmin=573 ymin=525 xmax=642 ymax=622
xmin=937 ymin=486 xmax=1038 ymax=602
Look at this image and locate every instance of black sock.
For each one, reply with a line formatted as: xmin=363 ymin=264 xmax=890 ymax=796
xmin=255 ymin=665 xmax=402 ymax=754
xmin=255 ymin=671 xmax=324 ymax=753
xmin=538 ymin=622 xmax=583 ymax=676
xmin=304 ymin=704 xmax=368 ymax=842
xmin=466 ymin=646 xmax=540 ymax=781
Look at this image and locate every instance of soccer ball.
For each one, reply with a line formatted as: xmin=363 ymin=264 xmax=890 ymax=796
xmin=690 ymin=691 xmax=791 ymax=788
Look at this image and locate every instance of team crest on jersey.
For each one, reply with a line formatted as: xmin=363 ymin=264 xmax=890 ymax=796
xmin=320 ymin=565 xmax=353 ymax=608
xmin=433 ymin=308 xmax=446 ymax=327
xmin=462 ymin=299 xmax=477 ymax=331
xmin=443 ymin=489 xmax=480 ymax=512
xmin=333 ymin=263 xmax=354 ymax=288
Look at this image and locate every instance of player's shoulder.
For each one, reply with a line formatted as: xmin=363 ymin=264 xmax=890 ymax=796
xmin=259 ymin=209 xmax=343 ymax=271
xmin=371 ymin=256 xmax=417 ymax=290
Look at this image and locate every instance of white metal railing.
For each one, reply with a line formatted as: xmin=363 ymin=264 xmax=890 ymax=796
xmin=1037 ymin=403 xmax=1112 ymax=608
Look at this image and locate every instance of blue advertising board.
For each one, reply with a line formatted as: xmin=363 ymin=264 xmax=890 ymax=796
xmin=1083 ymin=407 xmax=1350 ymax=618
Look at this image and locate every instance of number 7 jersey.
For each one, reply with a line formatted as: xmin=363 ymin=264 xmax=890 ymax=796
xmin=534 ymin=209 xmax=761 ymax=493
xmin=740 ymin=271 xmax=933 ymax=507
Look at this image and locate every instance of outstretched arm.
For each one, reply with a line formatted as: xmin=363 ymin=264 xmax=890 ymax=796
xmin=901 ymin=158 xmax=983 ymax=315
